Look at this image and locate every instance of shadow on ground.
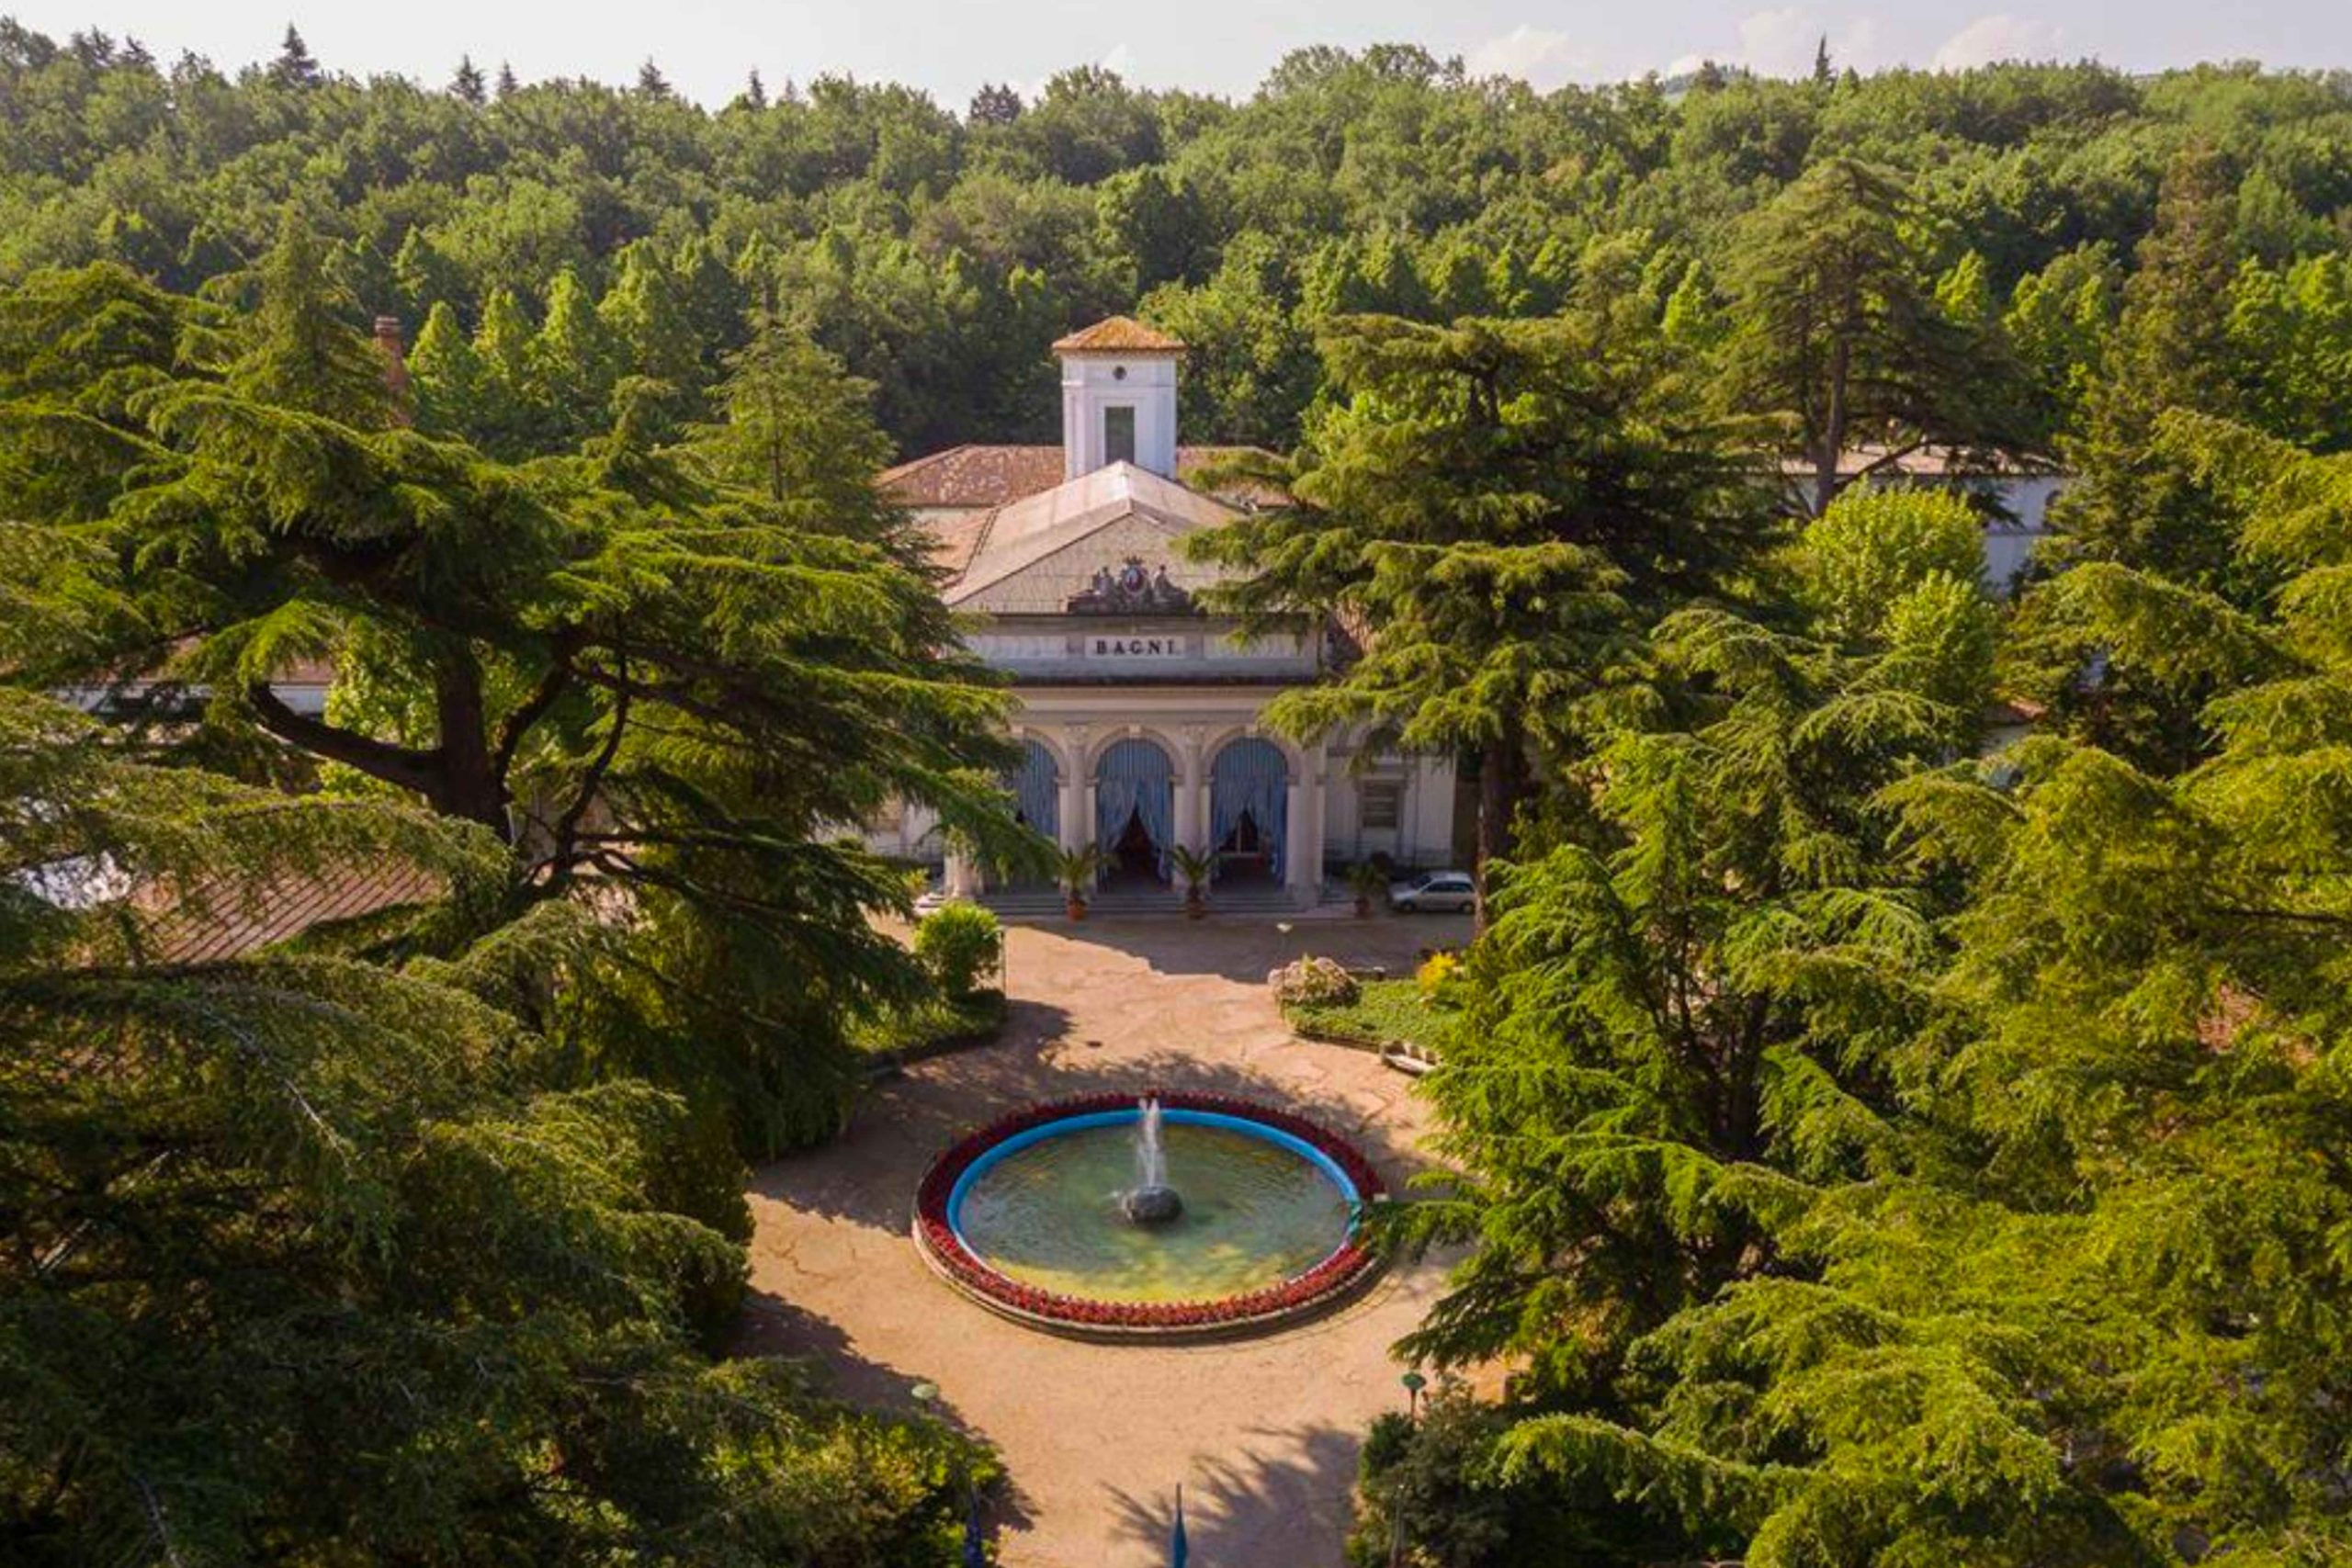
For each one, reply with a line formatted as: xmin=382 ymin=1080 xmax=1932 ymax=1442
xmin=998 ymin=911 xmax=1470 ymax=986
xmin=1102 ymin=1422 xmax=1366 ymax=1566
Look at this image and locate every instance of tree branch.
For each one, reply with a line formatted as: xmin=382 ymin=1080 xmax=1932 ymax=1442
xmin=491 ymin=630 xmax=582 ymax=782
xmin=543 ymin=656 xmax=629 ymax=886
xmin=243 ymin=681 xmax=441 ymax=795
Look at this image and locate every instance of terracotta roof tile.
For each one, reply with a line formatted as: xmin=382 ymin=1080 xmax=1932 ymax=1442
xmin=1049 ymin=316 xmax=1187 ymax=355
xmin=142 ymin=860 xmax=446 ymax=964
xmin=881 ymin=446 xmax=1283 ymax=511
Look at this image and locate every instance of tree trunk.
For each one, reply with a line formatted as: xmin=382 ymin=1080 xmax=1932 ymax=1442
xmin=426 ymin=649 xmax=507 ymax=837
xmin=1815 ymin=322 xmax=1850 ymax=517
xmin=1472 ymin=734 xmax=1531 ymax=936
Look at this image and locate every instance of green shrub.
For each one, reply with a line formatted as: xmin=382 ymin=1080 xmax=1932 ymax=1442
xmin=913 ymin=901 xmax=1001 ymax=999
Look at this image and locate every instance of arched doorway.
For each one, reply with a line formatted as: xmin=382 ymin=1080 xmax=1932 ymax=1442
xmin=1209 ymin=737 xmax=1288 ymax=886
xmin=1095 ymin=737 xmax=1174 ymax=885
xmin=1003 ymin=739 xmax=1059 ymax=886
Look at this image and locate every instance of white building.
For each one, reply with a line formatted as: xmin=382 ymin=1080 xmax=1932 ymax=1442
xmin=1788 ymin=447 xmax=2066 ymax=596
xmin=866 ymin=316 xmax=1460 ymax=906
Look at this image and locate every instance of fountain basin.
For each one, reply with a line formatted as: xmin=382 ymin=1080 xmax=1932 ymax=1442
xmin=913 ymin=1092 xmax=1387 ymax=1340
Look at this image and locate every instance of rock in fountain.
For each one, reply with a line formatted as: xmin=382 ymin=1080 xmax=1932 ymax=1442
xmin=1120 ymin=1094 xmax=1183 ymax=1224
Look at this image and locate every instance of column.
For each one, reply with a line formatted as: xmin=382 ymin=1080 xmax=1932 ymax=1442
xmin=1174 ymin=725 xmax=1206 ymax=859
xmin=1058 ymin=761 xmax=1081 ymax=860
xmin=1283 ymin=774 xmax=1310 ymax=902
xmin=1286 ymin=740 xmax=1328 ymax=906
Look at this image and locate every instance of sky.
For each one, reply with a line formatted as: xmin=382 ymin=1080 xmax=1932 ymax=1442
xmin=10 ymin=1 xmax=2352 ymax=110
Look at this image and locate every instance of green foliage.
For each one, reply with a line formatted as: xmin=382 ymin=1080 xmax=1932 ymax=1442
xmin=1718 ymin=157 xmax=2018 ymax=513
xmin=0 ymin=226 xmax=1022 ymax=1158
xmin=1190 ymin=308 xmax=1770 ymax=922
xmin=0 ymin=689 xmax=992 ymax=1562
xmin=1169 ymin=842 xmax=1216 ymax=896
xmin=911 ymin=900 xmax=1002 ymax=1000
xmin=1792 ymin=486 xmax=1988 ymax=644
xmin=4 ymin=34 xmax=2351 ymax=466
xmin=1283 ymin=976 xmax=1449 ymax=1055
xmin=1384 ymin=409 xmax=2352 ymax=1562
xmin=1055 ymin=841 xmax=1102 ymax=897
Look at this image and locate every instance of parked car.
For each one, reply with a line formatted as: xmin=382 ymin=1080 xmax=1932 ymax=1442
xmin=1389 ymin=869 xmax=1476 ymax=914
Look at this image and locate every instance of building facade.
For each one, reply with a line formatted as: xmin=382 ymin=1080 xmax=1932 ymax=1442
xmin=866 ymin=317 xmax=1459 ymax=906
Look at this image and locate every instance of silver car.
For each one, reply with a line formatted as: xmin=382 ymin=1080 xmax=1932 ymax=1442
xmin=1388 ymin=869 xmax=1476 ymax=913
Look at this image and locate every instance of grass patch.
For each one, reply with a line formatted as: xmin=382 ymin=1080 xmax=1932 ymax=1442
xmin=1283 ymin=978 xmax=1453 ymax=1055
xmin=853 ymin=989 xmax=1008 ymax=1061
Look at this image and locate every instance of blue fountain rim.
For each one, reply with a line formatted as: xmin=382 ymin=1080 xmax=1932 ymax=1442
xmin=944 ymin=1105 xmax=1364 ymax=1255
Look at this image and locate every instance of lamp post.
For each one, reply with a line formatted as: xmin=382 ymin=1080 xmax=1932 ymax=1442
xmin=1387 ymin=1371 xmax=1429 ymax=1568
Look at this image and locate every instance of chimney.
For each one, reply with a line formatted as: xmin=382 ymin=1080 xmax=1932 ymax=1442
xmin=373 ymin=315 xmax=413 ymax=425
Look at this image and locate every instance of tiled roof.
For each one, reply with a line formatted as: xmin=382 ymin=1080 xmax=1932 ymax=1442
xmin=1049 ymin=316 xmax=1187 ymax=355
xmin=880 ymin=446 xmax=1283 ymax=510
xmin=942 ymin=462 xmax=1245 ymax=614
xmin=1779 ymin=445 xmax=2063 ymax=479
xmin=141 ymin=859 xmax=446 ymax=964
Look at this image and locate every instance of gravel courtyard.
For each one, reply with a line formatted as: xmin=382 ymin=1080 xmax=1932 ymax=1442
xmin=741 ymin=910 xmax=1470 ymax=1568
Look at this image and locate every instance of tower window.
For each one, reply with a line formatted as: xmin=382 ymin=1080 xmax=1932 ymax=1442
xmin=1103 ymin=404 xmax=1136 ymax=465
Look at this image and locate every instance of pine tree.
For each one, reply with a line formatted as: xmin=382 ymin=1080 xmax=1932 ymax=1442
xmin=531 ymin=264 xmax=618 ymax=439
xmin=469 ymin=282 xmax=538 ymax=453
xmin=2053 ymin=141 xmax=2241 ymax=584
xmin=494 ymin=59 xmax=518 ymax=98
xmin=596 ymin=241 xmax=698 ymax=392
xmin=1721 ymin=157 xmax=2016 ymax=514
xmin=636 ymin=57 xmax=673 ymax=99
xmin=266 ymin=23 xmax=321 ymax=89
xmin=1190 ymin=307 xmax=1770 ymax=927
xmin=686 ymin=308 xmax=899 ymax=536
xmin=0 ymin=686 xmax=992 ymax=1561
xmin=0 ymin=223 xmax=1023 ymax=1155
xmin=968 ymin=82 xmax=1023 ymax=126
xmin=390 ymin=225 xmax=467 ymax=321
xmin=407 ymin=298 xmax=486 ymax=435
xmin=741 ymin=67 xmax=767 ymax=109
xmin=450 ymin=51 xmax=485 ymax=105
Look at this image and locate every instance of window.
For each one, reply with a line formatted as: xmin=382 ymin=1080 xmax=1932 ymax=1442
xmin=1361 ymin=782 xmax=1401 ymax=830
xmin=1103 ymin=404 xmax=1136 ymax=465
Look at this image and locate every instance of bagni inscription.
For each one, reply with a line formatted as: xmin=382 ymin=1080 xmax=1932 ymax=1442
xmin=1090 ymin=636 xmax=1184 ymax=658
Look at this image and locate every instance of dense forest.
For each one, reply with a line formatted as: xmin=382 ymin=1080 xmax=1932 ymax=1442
xmin=8 ymin=22 xmax=2352 ymax=460
xmin=8 ymin=17 xmax=2352 ymax=1568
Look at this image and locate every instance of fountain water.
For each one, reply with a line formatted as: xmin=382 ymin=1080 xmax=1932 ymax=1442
xmin=1120 ymin=1094 xmax=1183 ymax=1224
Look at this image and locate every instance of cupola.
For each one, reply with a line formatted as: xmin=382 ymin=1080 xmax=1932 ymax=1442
xmin=1052 ymin=316 xmax=1185 ymax=480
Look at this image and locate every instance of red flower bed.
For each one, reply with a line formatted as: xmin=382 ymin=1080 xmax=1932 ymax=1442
xmin=912 ymin=1090 xmax=1388 ymax=1335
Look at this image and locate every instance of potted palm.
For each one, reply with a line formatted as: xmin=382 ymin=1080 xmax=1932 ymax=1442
xmin=1057 ymin=844 xmax=1102 ymax=920
xmin=1170 ymin=844 xmax=1216 ymax=919
xmin=1348 ymin=860 xmax=1387 ymax=918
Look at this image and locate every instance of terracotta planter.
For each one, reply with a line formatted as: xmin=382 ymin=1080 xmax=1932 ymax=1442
xmin=1354 ymin=895 xmax=1373 ymax=918
xmin=1065 ymin=897 xmax=1088 ymax=921
xmin=1184 ymin=891 xmax=1206 ymax=919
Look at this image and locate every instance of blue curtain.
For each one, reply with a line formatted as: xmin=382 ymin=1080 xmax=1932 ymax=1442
xmin=1210 ymin=738 xmax=1288 ymax=880
xmin=1008 ymin=739 xmax=1058 ymax=840
xmin=1096 ymin=739 xmax=1174 ymax=874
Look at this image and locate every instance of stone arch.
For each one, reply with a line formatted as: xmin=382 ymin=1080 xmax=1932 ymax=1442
xmin=1079 ymin=724 xmax=1185 ymax=779
xmin=1093 ymin=735 xmax=1176 ymax=880
xmin=1005 ymin=738 xmax=1060 ymax=840
xmin=1208 ymin=734 xmax=1292 ymax=880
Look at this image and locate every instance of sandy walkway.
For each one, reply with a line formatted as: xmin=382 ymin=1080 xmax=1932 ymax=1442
xmin=741 ymin=911 xmax=1468 ymax=1568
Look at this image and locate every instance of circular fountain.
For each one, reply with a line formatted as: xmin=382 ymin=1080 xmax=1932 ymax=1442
xmin=912 ymin=1091 xmax=1386 ymax=1338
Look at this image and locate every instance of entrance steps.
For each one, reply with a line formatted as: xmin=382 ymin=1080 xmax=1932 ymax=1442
xmin=965 ymin=881 xmax=1343 ymax=919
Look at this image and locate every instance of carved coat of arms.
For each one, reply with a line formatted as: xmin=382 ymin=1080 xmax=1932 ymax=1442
xmin=1067 ymin=556 xmax=1193 ymax=614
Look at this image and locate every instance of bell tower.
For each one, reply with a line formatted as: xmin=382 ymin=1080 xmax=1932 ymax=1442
xmin=1052 ymin=316 xmax=1186 ymax=480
